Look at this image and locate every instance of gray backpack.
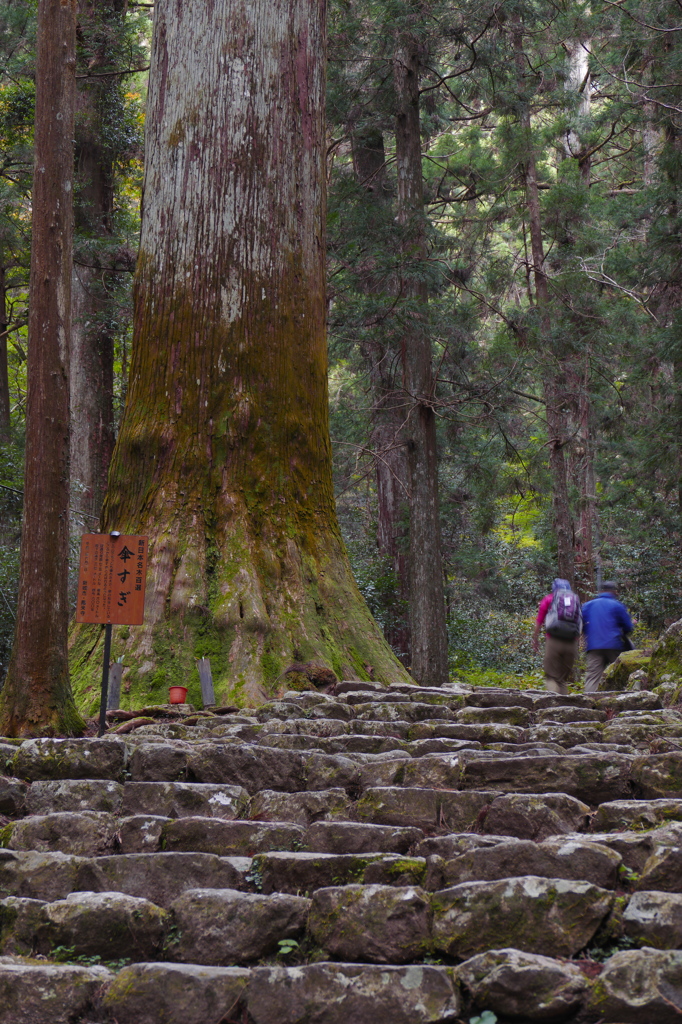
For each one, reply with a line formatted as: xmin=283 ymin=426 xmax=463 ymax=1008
xmin=545 ymin=588 xmax=582 ymax=639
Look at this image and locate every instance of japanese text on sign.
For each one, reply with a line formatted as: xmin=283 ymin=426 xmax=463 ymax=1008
xmin=75 ymin=535 xmax=148 ymax=625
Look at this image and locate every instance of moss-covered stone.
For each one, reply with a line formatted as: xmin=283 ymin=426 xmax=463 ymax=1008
xmin=308 ymin=883 xmax=432 ymax=963
xmin=0 ymin=960 xmax=113 ymax=1024
xmin=631 ymin=752 xmax=682 ymax=799
xmin=648 ymin=618 xmax=682 ymax=686
xmin=168 ymin=888 xmax=310 ymax=965
xmin=13 ymin=738 xmax=126 ymax=783
xmin=6 ymin=812 xmax=118 ymax=858
xmin=586 ymin=948 xmax=682 ymax=1023
xmin=456 ymin=949 xmax=589 ymax=1021
xmin=0 ymin=896 xmax=47 ymax=954
xmin=601 ymin=651 xmax=651 ymax=691
xmin=38 ymin=890 xmax=168 ymax=961
xmin=432 ymin=876 xmax=612 ymax=959
xmin=101 ymin=962 xmax=251 ymax=1024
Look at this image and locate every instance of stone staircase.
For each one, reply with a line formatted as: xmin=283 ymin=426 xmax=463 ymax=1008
xmin=2 ymin=679 xmax=682 ymax=1022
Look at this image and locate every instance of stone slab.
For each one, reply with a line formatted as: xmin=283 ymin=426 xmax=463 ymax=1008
xmin=247 ymin=963 xmax=461 ymax=1024
xmin=101 ymin=962 xmax=250 ymax=1024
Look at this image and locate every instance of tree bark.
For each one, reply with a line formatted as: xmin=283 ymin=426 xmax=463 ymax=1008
xmin=70 ymin=0 xmax=410 ymax=708
xmin=513 ymin=20 xmax=575 ymax=584
xmin=0 ymin=265 xmax=9 ymax=441
xmin=394 ymin=39 xmax=448 ymax=686
xmin=70 ymin=0 xmax=122 ymax=523
xmin=0 ymin=0 xmax=82 ymax=736
xmin=352 ymin=129 xmax=410 ymax=661
xmin=571 ymin=362 xmax=597 ymax=596
xmin=561 ymin=31 xmax=597 ymax=593
xmin=70 ymin=263 xmax=115 ymax=520
xmin=71 ymin=0 xmax=130 ymax=524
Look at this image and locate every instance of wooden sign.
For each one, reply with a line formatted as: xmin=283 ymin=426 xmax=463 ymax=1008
xmin=76 ymin=534 xmax=148 ymax=625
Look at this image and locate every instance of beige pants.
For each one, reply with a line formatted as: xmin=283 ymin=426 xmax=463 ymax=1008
xmin=543 ymin=635 xmax=579 ymax=696
xmin=584 ymin=649 xmax=621 ymax=693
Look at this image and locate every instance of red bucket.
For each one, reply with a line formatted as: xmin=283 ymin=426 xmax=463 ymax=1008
xmin=169 ymin=686 xmax=188 ymax=705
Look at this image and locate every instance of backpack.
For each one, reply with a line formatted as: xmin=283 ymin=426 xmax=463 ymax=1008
xmin=545 ymin=587 xmax=582 ymax=639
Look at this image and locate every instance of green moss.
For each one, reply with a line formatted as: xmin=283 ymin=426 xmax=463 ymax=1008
xmin=383 ymin=858 xmax=426 ymax=883
xmin=0 ymin=823 xmax=14 ymax=848
xmin=70 ymin=263 xmax=413 ymax=712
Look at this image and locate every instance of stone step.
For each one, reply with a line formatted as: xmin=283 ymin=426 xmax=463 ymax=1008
xmin=4 ymin=948 xmax=682 ymax=1024
xmin=1 ymin=679 xmax=680 ymax=1023
xmin=0 ymin=876 xmax=614 ymax=964
xmin=1 ymin=790 xmax=596 ymax=851
xmin=249 ymin=851 xmax=427 ymax=893
xmin=0 ymin=849 xmax=251 ymax=903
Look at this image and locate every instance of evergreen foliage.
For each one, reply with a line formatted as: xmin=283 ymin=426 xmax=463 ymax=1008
xmin=1 ymin=0 xmax=682 ymax=688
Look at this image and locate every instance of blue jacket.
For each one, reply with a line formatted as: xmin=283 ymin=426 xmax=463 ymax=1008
xmin=581 ymin=593 xmax=633 ymax=651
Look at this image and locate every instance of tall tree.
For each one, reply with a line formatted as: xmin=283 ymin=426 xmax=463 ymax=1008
xmin=327 ymin=0 xmax=455 ymax=677
xmin=71 ymin=0 xmax=410 ymax=708
xmin=0 ymin=0 xmax=82 ymax=735
xmin=393 ymin=35 xmax=449 ymax=684
xmin=351 ymin=128 xmax=411 ymax=662
xmin=70 ymin=0 xmax=125 ymax=523
xmin=70 ymin=0 xmax=143 ymax=526
xmin=0 ymin=0 xmax=36 ymax=442
xmin=511 ymin=12 xmax=575 ymax=585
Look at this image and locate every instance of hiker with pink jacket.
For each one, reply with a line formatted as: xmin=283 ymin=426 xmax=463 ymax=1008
xmin=532 ymin=578 xmax=582 ymax=696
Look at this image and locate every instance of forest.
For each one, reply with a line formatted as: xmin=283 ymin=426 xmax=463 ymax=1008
xmin=0 ymin=0 xmax=681 ymax=729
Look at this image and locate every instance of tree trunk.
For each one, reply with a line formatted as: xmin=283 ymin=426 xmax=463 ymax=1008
xmin=0 ymin=0 xmax=82 ymax=736
xmin=70 ymin=0 xmax=128 ymax=525
xmin=394 ymin=39 xmax=448 ymax=686
xmin=352 ymin=129 xmax=410 ymax=661
xmin=562 ymin=36 xmax=591 ymax=181
xmin=571 ymin=362 xmax=597 ymax=596
xmin=513 ymin=20 xmax=575 ymax=584
xmin=363 ymin=337 xmax=411 ymax=661
xmin=70 ymin=264 xmax=115 ymax=520
xmin=70 ymin=0 xmax=410 ymax=709
xmin=0 ymin=265 xmax=9 ymax=441
xmin=562 ymin=33 xmax=597 ymax=593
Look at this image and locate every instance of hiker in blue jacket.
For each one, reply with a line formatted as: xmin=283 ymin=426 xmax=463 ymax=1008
xmin=581 ymin=582 xmax=634 ymax=692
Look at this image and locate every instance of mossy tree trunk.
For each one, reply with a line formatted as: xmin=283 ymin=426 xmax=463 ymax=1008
xmin=71 ymin=0 xmax=411 ymax=710
xmin=0 ymin=0 xmax=83 ymax=736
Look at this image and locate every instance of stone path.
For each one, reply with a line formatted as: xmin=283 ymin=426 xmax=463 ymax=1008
xmin=2 ymin=679 xmax=682 ymax=1022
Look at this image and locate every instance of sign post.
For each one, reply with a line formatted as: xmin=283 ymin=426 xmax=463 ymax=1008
xmin=75 ymin=532 xmax=148 ymax=736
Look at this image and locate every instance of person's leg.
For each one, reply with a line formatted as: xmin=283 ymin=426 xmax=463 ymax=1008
xmin=584 ymin=650 xmax=606 ymax=692
xmin=558 ymin=637 xmax=579 ymax=686
xmin=544 ymin=677 xmax=568 ymax=695
xmin=551 ymin=637 xmax=578 ymax=696
xmin=543 ymin=636 xmax=569 ymax=695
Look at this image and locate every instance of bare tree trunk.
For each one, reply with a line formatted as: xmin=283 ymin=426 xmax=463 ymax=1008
xmin=0 ymin=265 xmax=9 ymax=441
xmin=364 ymin=340 xmax=411 ymax=660
xmin=562 ymin=33 xmax=597 ymax=594
xmin=643 ymin=60 xmax=660 ymax=188
xmin=394 ymin=39 xmax=448 ymax=686
xmin=571 ymin=360 xmax=597 ymax=596
xmin=513 ymin=21 xmax=575 ymax=584
xmin=70 ymin=0 xmax=410 ymax=709
xmin=70 ymin=266 xmax=115 ymax=519
xmin=562 ymin=35 xmax=591 ymax=181
xmin=352 ymin=129 xmax=410 ymax=661
xmin=69 ymin=0 xmax=124 ymax=525
xmin=0 ymin=0 xmax=82 ymax=736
